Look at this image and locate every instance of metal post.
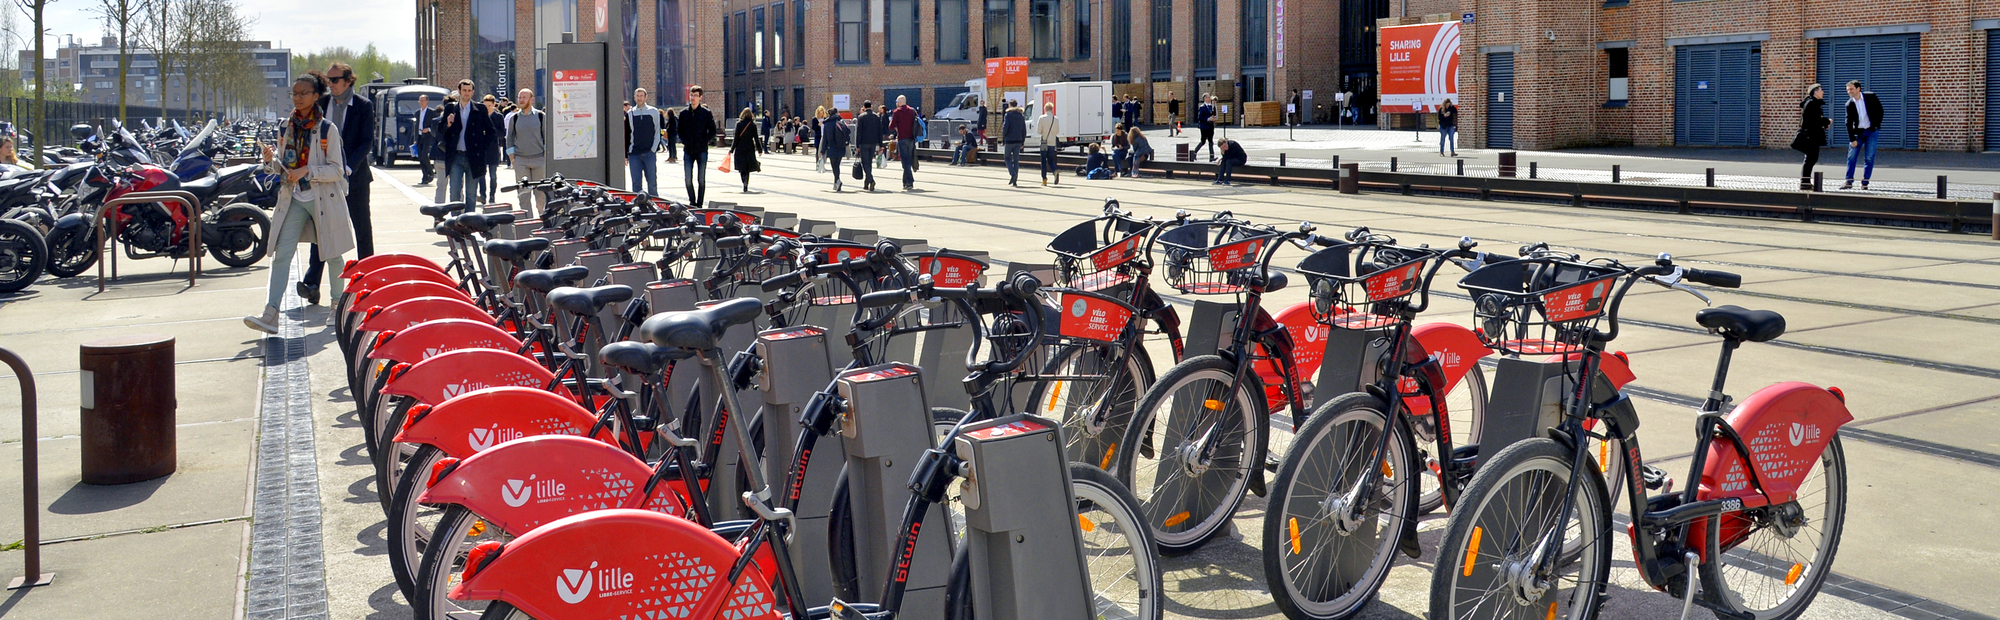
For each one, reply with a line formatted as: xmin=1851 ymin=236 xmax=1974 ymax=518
xmin=3 ymin=347 xmax=54 ymax=590
xmin=1706 ymin=168 xmax=1715 ymax=187
xmin=1530 ymin=162 xmax=1538 ymax=179
xmin=1390 ymin=156 xmax=1397 ymax=172
xmin=1279 ymin=153 xmax=1286 ymax=166
xmin=1814 ymin=172 xmax=1824 ymax=193
xmin=1937 ymin=175 xmax=1946 ymax=200
xmin=1991 ymin=193 xmax=1998 ymax=241
xmin=1330 ymin=155 xmax=1339 ymax=170
xmin=1612 ymin=165 xmax=1621 ymax=183
xmin=1456 ymin=159 xmax=1464 ymax=176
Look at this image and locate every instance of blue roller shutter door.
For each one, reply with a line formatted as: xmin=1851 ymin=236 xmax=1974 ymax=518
xmin=1817 ymin=34 xmax=1921 ymax=150
xmin=1986 ymin=29 xmax=2000 ymax=150
xmin=1675 ymin=42 xmax=1762 ymax=147
xmin=1487 ymin=52 xmax=1514 ymax=149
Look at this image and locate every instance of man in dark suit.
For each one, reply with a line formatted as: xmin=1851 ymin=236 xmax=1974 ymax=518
xmin=853 ymin=100 xmax=882 ymax=192
xmin=297 ymin=62 xmax=376 ymax=304
xmin=440 ymin=78 xmax=493 ymax=204
xmin=1841 ymin=79 xmax=1885 ymax=190
xmin=675 ymin=85 xmax=718 ymax=207
xmin=413 ymin=93 xmax=435 ymax=186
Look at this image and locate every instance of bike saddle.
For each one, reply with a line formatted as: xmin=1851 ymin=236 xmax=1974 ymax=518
xmin=451 ymin=212 xmax=516 ymax=235
xmin=547 ymin=285 xmax=635 ymax=317
xmin=597 ymin=341 xmax=692 ymax=376
xmin=420 ymin=202 xmax=470 ymax=218
xmin=1695 ymin=305 xmax=1786 ymax=343
xmin=514 ymin=265 xmax=591 ymax=293
xmin=640 ymin=297 xmax=764 ymax=351
xmin=482 ymin=237 xmax=551 ymax=263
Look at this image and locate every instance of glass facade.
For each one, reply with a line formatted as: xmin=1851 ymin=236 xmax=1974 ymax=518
xmin=1074 ymin=0 xmax=1090 ymax=60
xmin=1241 ymin=0 xmax=1267 ymax=69
xmin=939 ymin=0 xmax=969 ymax=62
xmin=753 ymin=7 xmax=765 ymax=69
xmin=471 ymin=0 xmax=517 ymax=100
xmin=1193 ymin=0 xmax=1214 ymax=76
xmin=1031 ymin=0 xmax=1059 ymax=60
xmin=985 ymin=0 xmax=1015 ymax=58
xmin=888 ymin=0 xmax=918 ymax=63
xmin=772 ymin=3 xmax=784 ymax=70
xmin=622 ymin=0 xmax=639 ymax=93
xmin=838 ymin=0 xmax=866 ymax=63
xmin=1149 ymin=0 xmax=1170 ymax=79
xmin=657 ymin=0 xmax=687 ymax=105
xmin=1110 ymin=0 xmax=1129 ymax=77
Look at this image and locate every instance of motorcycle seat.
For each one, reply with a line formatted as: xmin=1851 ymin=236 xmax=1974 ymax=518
xmin=640 ymin=297 xmax=764 ymax=352
xmin=597 ymin=341 xmax=691 ymax=377
xmin=1695 ymin=305 xmax=1786 ymax=343
xmin=514 ymin=266 xmax=591 ymax=293
xmin=420 ymin=202 xmax=470 ymax=218
xmin=547 ymin=285 xmax=635 ymax=317
xmin=482 ymin=238 xmax=551 ymax=263
xmin=179 ymin=175 xmax=221 ymax=199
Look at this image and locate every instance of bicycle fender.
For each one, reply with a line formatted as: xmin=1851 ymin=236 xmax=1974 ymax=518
xmin=346 ymin=265 xmax=459 ymax=303
xmin=368 ymin=318 xmax=522 ymax=363
xmin=451 ymin=509 xmax=780 ymax=620
xmin=1401 ymin=322 xmax=1496 ymax=415
xmin=394 ymin=386 xmax=599 ymax=457
xmin=1698 ymin=382 xmax=1852 ymax=504
xmin=342 ymin=252 xmax=444 ymax=282
xmin=420 ymin=435 xmax=690 ymax=534
xmin=381 ymin=348 xmax=563 ymax=405
xmin=1251 ymin=303 xmax=1311 ymax=414
xmin=358 ymin=297 xmax=492 ymax=336
xmin=347 ymin=280 xmax=471 ymax=318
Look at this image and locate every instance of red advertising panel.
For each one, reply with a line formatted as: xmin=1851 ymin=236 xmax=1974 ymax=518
xmin=1379 ymin=22 xmax=1461 ymax=113
xmin=1542 ymin=278 xmax=1613 ymax=323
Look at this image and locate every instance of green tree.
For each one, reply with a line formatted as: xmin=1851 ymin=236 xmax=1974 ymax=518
xmin=291 ymin=44 xmax=416 ymax=84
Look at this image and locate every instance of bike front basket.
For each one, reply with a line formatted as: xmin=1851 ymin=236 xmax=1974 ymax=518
xmin=1047 ymin=214 xmax=1154 ymax=291
xmin=1154 ymin=220 xmax=1279 ymax=295
xmin=1458 ymin=257 xmax=1623 ymax=355
xmin=1295 ymin=243 xmax=1440 ymax=330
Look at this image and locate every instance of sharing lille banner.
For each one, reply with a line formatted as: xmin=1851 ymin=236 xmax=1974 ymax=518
xmin=1378 ymin=21 xmax=1462 ymax=113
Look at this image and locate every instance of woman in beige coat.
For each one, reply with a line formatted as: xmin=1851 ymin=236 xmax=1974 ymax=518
xmin=245 ymin=71 xmax=356 ymax=333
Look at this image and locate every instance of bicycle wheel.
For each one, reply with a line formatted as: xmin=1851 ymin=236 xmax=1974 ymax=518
xmin=1699 ymin=436 xmax=1847 ymax=620
xmin=1113 ymin=355 xmax=1266 ymax=555
xmin=1069 ymin=463 xmax=1164 ymax=620
xmin=415 ymin=505 xmax=509 ymax=620
xmin=1024 ymin=343 xmax=1154 ymax=473
xmin=477 ymin=602 xmax=531 ymax=620
xmin=1428 ymin=438 xmax=1612 ymax=620
xmin=1413 ymin=363 xmax=1487 ymax=515
xmin=376 ymin=400 xmax=420 ymax=514
xmin=389 ymin=445 xmax=450 ymax=602
xmin=1262 ymin=393 xmax=1418 ymax=620
xmin=828 ymin=407 xmax=968 ymax=604
xmin=0 ymin=218 xmax=46 ymax=294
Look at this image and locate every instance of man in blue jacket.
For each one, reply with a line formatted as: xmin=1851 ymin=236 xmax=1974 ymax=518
xmin=625 ymin=87 xmax=662 ymax=196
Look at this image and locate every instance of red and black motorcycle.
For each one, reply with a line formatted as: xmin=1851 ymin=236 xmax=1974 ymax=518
xmin=45 ymin=158 xmax=270 ymax=277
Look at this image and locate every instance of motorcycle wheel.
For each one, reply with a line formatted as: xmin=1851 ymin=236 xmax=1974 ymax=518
xmin=43 ymin=223 xmax=98 ymax=278
xmin=0 ymin=219 xmax=48 ymax=294
xmin=207 ymin=204 xmax=271 ymax=268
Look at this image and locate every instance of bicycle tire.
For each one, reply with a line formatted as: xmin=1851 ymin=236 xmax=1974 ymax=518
xmin=1699 ymin=436 xmax=1847 ymax=620
xmin=828 ymin=407 xmax=966 ymax=604
xmin=388 ymin=444 xmax=450 ymax=602
xmin=1113 ymin=355 xmax=1266 ymax=555
xmin=478 ymin=601 xmax=531 ymax=620
xmin=375 ymin=399 xmax=419 ymax=514
xmin=414 ymin=504 xmax=507 ymax=620
xmin=1023 ymin=342 xmax=1155 ymax=473
xmin=1069 ymin=463 xmax=1165 ymax=620
xmin=1428 ymin=438 xmax=1612 ymax=620
xmin=1262 ymin=393 xmax=1417 ymax=620
xmin=0 ymin=218 xmax=46 ymax=294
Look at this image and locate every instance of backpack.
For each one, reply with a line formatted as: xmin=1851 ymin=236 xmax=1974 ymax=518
xmin=1087 ymin=167 xmax=1114 ymax=180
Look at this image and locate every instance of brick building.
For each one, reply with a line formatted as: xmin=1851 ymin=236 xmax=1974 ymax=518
xmin=416 ymin=0 xmax=2000 ymax=151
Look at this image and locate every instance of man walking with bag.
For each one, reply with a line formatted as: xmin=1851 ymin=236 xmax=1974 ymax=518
xmin=1195 ymin=95 xmax=1218 ymax=161
xmin=890 ymin=95 xmax=920 ymax=191
xmin=1002 ymin=102 xmax=1027 ymax=187
xmin=1036 ymin=102 xmax=1061 ymax=186
xmin=854 ymin=100 xmax=882 ymax=192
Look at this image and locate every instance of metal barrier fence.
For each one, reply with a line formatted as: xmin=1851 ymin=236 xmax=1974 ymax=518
xmin=0 ymin=97 xmax=206 ymax=144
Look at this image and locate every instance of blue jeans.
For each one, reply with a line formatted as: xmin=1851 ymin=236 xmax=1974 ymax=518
xmin=952 ymin=144 xmax=972 ymax=165
xmin=447 ymin=154 xmax=478 ymax=203
xmin=1440 ymin=126 xmax=1457 ymax=154
xmin=628 ymin=152 xmax=658 ymax=196
xmin=1004 ymin=143 xmax=1022 ymax=183
xmin=898 ymin=139 xmax=916 ymax=187
xmin=266 ymin=197 xmax=340 ymax=308
xmin=1844 ymin=129 xmax=1878 ymax=183
xmin=682 ymin=149 xmax=708 ymax=206
xmin=1217 ymin=158 xmax=1241 ymax=184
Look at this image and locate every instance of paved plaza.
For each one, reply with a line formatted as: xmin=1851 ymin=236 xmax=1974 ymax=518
xmin=2 ymin=147 xmax=1998 ymax=620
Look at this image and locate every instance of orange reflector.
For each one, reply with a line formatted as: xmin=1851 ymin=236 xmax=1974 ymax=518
xmin=1079 ymin=515 xmax=1096 ymax=532
xmin=1045 ymin=382 xmax=1064 ymax=413
xmin=1545 ymin=602 xmax=1557 ymax=620
xmin=1598 ymin=441 xmax=1610 ymax=473
xmin=1380 ymin=460 xmax=1395 ymax=479
xmin=1203 ymin=399 xmax=1226 ymax=411
xmin=1462 ymin=526 xmax=1484 ymax=577
xmin=1100 ymin=444 xmax=1117 ymax=470
xmin=1288 ymin=517 xmax=1301 ymax=555
xmin=1785 ymin=562 xmax=1805 ymax=585
xmin=1164 ymin=511 xmax=1191 ymax=528
xmin=469 ymin=520 xmax=487 ymax=537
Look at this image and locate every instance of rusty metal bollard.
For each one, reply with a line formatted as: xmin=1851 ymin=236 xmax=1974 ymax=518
xmin=79 ymin=334 xmax=177 ymax=485
xmin=3 ymin=347 xmax=55 ymax=589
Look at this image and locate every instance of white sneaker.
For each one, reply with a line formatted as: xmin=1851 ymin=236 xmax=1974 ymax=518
xmin=244 ymin=305 xmax=280 ymax=334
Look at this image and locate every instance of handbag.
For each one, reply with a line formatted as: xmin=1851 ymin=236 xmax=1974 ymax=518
xmin=719 ymin=151 xmax=733 ymax=173
xmin=851 ymin=160 xmax=864 ymax=180
xmin=1789 ymin=130 xmax=1812 ymax=154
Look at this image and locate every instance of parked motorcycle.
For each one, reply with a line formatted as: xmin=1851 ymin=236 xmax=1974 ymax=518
xmin=43 ymin=158 xmax=270 ymax=278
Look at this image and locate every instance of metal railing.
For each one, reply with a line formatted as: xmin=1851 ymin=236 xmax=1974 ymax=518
xmin=94 ymin=191 xmax=204 ymax=292
xmin=2 ymin=347 xmax=54 ymax=590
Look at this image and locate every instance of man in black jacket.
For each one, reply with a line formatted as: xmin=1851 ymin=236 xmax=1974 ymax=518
xmin=1002 ymin=102 xmax=1027 ymax=187
xmin=676 ymin=86 xmax=718 ymax=207
xmin=440 ymin=78 xmax=493 ymax=204
xmin=297 ymin=62 xmax=375 ymax=304
xmin=1841 ymin=80 xmax=1885 ymax=190
xmin=853 ymin=100 xmax=882 ymax=192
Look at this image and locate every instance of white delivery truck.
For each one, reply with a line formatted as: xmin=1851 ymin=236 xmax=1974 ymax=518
xmin=1024 ymin=81 xmax=1114 ymax=149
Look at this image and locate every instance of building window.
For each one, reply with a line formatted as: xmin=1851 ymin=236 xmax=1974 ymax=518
xmin=985 ymin=0 xmax=1015 ymax=58
xmin=772 ymin=3 xmax=784 ymax=69
xmin=939 ymin=0 xmax=969 ymax=62
xmin=1149 ymin=0 xmax=1170 ymax=78
xmin=753 ymin=7 xmax=765 ymax=69
xmin=471 ymin=0 xmax=517 ymax=98
xmin=722 ymin=14 xmax=731 ymax=73
xmin=1607 ymin=47 xmax=1629 ymax=103
xmin=658 ymin=0 xmax=687 ymax=105
xmin=1109 ymin=0 xmax=1130 ymax=75
xmin=1031 ymin=0 xmax=1059 ymax=60
xmin=887 ymin=0 xmax=918 ymax=63
xmin=1074 ymin=0 xmax=1090 ymax=60
xmin=736 ymin=11 xmax=749 ymax=72
xmin=794 ymin=3 xmax=806 ymax=65
xmin=1241 ymin=0 xmax=1266 ymax=67
xmin=837 ymin=0 xmax=866 ymax=63
xmin=1192 ymin=0 xmax=1214 ymax=74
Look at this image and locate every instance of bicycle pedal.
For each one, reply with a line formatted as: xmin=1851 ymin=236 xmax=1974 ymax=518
xmin=1641 ymin=465 xmax=1672 ymax=491
xmin=1265 ymin=454 xmax=1282 ymax=473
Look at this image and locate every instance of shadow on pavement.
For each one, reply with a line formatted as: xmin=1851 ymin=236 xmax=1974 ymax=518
xmin=48 ymin=475 xmax=170 ymax=514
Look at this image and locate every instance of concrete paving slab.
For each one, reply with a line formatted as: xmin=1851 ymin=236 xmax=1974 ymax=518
xmin=0 ymin=419 xmax=252 ymax=543
xmin=0 ymin=520 xmax=247 ymax=620
xmin=0 ymin=356 xmax=261 ymax=443
xmin=1854 ymin=398 xmax=2000 ymax=456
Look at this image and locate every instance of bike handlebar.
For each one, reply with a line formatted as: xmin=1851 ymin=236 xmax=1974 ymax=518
xmin=1683 ymin=268 xmax=1741 ymax=289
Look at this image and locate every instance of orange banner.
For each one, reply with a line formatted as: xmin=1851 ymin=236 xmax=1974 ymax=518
xmin=1379 ymin=22 xmax=1460 ymax=113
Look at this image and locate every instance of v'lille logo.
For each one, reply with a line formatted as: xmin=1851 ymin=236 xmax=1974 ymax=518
xmin=556 ymin=562 xmax=595 ymax=604
xmin=1788 ymin=423 xmax=1806 ymax=447
xmin=503 ymin=478 xmax=532 ymax=507
xmin=469 ymin=427 xmax=496 ymax=451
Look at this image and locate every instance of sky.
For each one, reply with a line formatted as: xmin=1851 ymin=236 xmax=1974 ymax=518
xmin=26 ymin=0 xmax=416 ymax=64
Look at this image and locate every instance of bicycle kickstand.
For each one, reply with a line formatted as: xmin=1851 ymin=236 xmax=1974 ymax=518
xmin=1677 ymin=551 xmax=1700 ymax=620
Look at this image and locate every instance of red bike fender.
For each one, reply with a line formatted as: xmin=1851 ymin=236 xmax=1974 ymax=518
xmin=359 ymin=297 xmax=493 ymax=336
xmin=394 ymin=387 xmax=598 ymax=456
xmin=1542 ymin=350 xmax=1637 ymax=390
xmin=1688 ymin=382 xmax=1852 ymax=561
xmin=350 ymin=265 xmax=460 ymax=300
xmin=419 ymin=435 xmax=693 ymax=535
xmin=344 ymin=253 xmax=444 ymax=281
xmin=347 ymin=280 xmax=471 ymax=316
xmin=381 ymin=348 xmax=559 ymax=405
xmin=1253 ymin=302 xmax=1319 ymax=410
xmin=1396 ymin=322 xmax=1498 ymax=414
xmin=450 ymin=509 xmax=781 ymax=620
xmin=369 ymin=319 xmax=522 ymax=362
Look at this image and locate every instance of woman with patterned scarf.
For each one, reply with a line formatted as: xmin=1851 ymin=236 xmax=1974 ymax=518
xmin=245 ymin=71 xmax=357 ymax=334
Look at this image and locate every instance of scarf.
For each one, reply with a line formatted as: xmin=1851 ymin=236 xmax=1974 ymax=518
xmin=284 ymin=106 xmax=322 ymax=171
